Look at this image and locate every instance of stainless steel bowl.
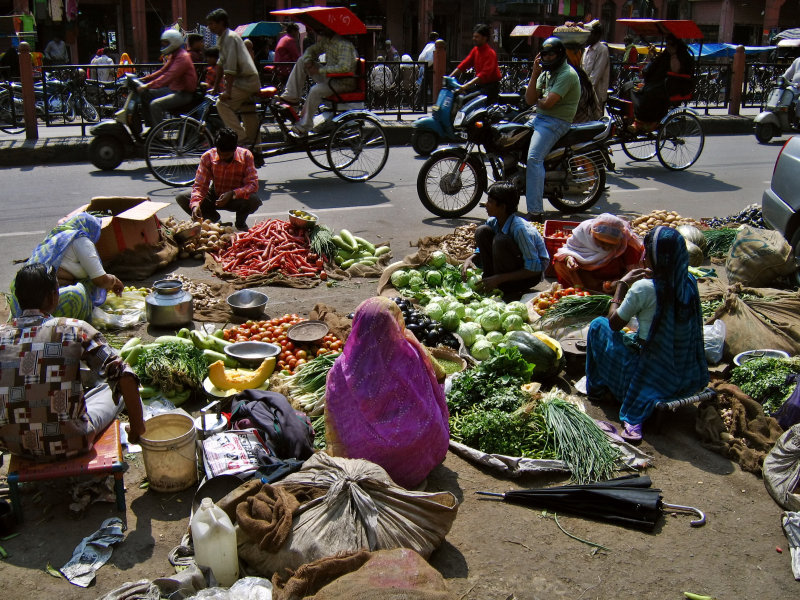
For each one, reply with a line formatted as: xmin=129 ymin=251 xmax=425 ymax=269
xmin=224 ymin=341 xmax=281 ymax=368
xmin=288 ymin=209 xmax=318 ymax=229
xmin=226 ymin=289 xmax=269 ymax=319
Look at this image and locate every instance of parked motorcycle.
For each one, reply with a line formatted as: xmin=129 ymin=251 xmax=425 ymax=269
xmin=84 ymin=76 xmax=127 ymax=118
xmin=754 ymin=76 xmax=800 ymax=144
xmin=411 ymin=75 xmax=529 ymax=156
xmin=417 ymin=104 xmax=612 ymax=218
xmin=3 ymin=70 xmax=99 ymax=124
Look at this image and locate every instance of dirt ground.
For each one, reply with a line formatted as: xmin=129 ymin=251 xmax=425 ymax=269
xmin=0 ymin=263 xmax=796 ymax=600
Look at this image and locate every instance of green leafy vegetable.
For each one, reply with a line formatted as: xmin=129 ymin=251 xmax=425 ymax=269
xmin=132 ymin=341 xmax=207 ymax=393
xmin=730 ymin=357 xmax=800 ymax=414
xmin=450 ymin=407 xmax=555 ymax=458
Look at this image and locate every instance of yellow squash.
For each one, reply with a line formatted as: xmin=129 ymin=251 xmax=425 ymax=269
xmin=533 ymin=331 xmax=563 ymax=360
xmin=208 ymin=357 xmax=276 ymax=391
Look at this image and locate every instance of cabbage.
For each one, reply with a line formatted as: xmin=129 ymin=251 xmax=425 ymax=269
xmin=452 ymin=303 xmax=466 ymax=319
xmin=441 ymin=310 xmax=461 ymax=331
xmin=424 ymin=302 xmax=444 ymax=321
xmin=502 ymin=313 xmax=525 ymax=332
xmin=467 ymin=275 xmax=482 ymax=290
xmin=485 ymin=330 xmax=504 ymax=344
xmin=470 ymin=339 xmax=493 ymax=361
xmin=480 ymin=310 xmax=502 ymax=332
xmin=429 ymin=250 xmax=447 ymax=268
xmin=480 ymin=298 xmax=497 ymax=307
xmin=505 ymin=301 xmax=529 ymax=321
xmin=425 ymin=270 xmax=443 ymax=286
xmin=468 ymin=300 xmax=482 ymax=310
xmin=463 ymin=307 xmax=477 ymax=322
xmin=390 ymin=269 xmax=410 ymax=288
xmin=457 ymin=322 xmax=482 ymax=347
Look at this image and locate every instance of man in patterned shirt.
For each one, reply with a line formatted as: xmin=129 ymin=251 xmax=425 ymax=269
xmin=0 ymin=264 xmax=145 ymax=461
xmin=277 ymin=24 xmax=358 ymax=135
xmin=175 ymin=128 xmax=261 ymax=232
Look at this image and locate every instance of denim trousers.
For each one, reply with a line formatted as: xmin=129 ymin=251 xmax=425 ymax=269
xmin=525 ymin=113 xmax=571 ymax=213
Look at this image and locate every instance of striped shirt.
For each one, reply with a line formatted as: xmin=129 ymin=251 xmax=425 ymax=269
xmin=487 ymin=215 xmax=550 ymax=272
xmin=190 ymin=147 xmax=259 ymax=208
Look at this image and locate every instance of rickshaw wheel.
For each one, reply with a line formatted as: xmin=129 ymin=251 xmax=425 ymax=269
xmin=327 ymin=115 xmax=389 ymax=182
xmin=306 ymin=138 xmax=333 ymax=171
xmin=146 ymin=117 xmax=214 ymax=187
xmin=656 ymin=111 xmax=704 ymax=171
xmin=621 ymin=137 xmax=657 ymax=161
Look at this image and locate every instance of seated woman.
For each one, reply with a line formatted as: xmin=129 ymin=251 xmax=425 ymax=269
xmin=631 ymin=33 xmax=694 ymax=129
xmin=461 ymin=182 xmax=550 ymax=301
xmin=10 ymin=213 xmax=124 ymax=322
xmin=552 ymin=213 xmax=644 ymax=294
xmin=584 ymin=226 xmax=708 ymax=442
xmin=324 ymin=296 xmax=449 ymax=489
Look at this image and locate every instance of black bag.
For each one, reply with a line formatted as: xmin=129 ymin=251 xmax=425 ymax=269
xmin=230 ymin=390 xmax=314 ymax=461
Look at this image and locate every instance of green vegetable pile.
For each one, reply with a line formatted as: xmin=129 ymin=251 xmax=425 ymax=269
xmin=132 ymin=341 xmax=208 ymax=395
xmin=730 ymin=356 xmax=800 ymax=414
xmin=701 ymin=227 xmax=739 ymax=258
xmin=540 ymin=295 xmax=611 ymax=325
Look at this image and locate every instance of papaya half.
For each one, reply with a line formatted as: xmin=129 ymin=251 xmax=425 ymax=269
xmin=207 ymin=357 xmax=276 ymax=391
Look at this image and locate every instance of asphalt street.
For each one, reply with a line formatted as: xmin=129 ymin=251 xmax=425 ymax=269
xmin=0 ymin=134 xmax=785 ymax=289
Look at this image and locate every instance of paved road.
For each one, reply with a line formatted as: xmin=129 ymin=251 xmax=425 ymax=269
xmin=0 ymin=134 xmax=784 ymax=288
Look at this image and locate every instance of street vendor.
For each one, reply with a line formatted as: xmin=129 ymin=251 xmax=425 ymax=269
xmin=9 ymin=212 xmax=125 ymax=323
xmin=584 ymin=226 xmax=708 ymax=442
xmin=552 ymin=213 xmax=644 ymax=294
xmin=461 ymin=182 xmax=550 ymax=300
xmin=324 ymin=296 xmax=450 ymax=489
xmin=0 ymin=264 xmax=146 ymax=460
xmin=175 ymin=127 xmax=262 ymax=232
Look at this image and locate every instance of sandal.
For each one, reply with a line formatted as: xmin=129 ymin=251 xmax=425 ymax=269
xmin=621 ymin=422 xmax=642 ymax=443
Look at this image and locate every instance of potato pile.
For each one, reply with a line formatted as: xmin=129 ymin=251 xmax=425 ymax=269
xmin=163 ymin=216 xmax=236 ymax=260
xmin=630 ymin=210 xmax=704 ymax=237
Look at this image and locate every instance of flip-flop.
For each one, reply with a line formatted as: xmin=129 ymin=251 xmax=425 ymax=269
xmin=621 ymin=422 xmax=643 ymax=443
xmin=595 ymin=420 xmax=625 ymax=444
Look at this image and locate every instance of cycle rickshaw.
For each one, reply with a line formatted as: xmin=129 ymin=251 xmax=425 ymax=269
xmin=145 ymin=6 xmax=389 ymax=187
xmin=606 ymin=19 xmax=705 ymax=171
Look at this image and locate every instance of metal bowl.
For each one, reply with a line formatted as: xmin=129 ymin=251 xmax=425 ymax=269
xmin=224 ymin=341 xmax=281 ymax=368
xmin=733 ymin=349 xmax=790 ymax=367
xmin=552 ymin=29 xmax=590 ymax=47
xmin=226 ymin=289 xmax=269 ymax=319
xmin=288 ymin=209 xmax=318 ymax=229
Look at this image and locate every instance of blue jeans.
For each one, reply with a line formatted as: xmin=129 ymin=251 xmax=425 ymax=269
xmin=525 ymin=113 xmax=571 ymax=213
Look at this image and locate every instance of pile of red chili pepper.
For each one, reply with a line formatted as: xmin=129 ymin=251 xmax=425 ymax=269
xmin=213 ymin=219 xmax=325 ymax=278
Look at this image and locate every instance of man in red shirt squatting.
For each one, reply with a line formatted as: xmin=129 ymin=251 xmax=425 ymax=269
xmin=449 ymin=23 xmax=502 ymax=101
xmin=175 ymin=128 xmax=262 ymax=232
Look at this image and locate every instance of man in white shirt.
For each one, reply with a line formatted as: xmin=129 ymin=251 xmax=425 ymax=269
xmin=44 ymin=36 xmax=69 ymax=64
xmin=581 ymin=21 xmax=610 ymax=109
xmin=416 ymin=31 xmax=439 ymax=106
xmin=90 ymin=48 xmax=115 ymax=82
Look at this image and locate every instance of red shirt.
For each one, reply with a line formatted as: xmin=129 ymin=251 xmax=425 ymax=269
xmin=144 ymin=47 xmax=197 ymax=93
xmin=457 ymin=43 xmax=501 ymax=84
xmin=190 ymin=147 xmax=259 ymax=208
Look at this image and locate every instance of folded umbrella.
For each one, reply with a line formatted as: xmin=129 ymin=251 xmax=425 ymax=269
xmin=477 ymin=474 xmax=705 ymax=531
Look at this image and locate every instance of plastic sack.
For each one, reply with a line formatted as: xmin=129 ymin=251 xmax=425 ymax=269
xmin=92 ymin=290 xmax=146 ymax=330
xmin=188 ymin=577 xmax=273 ymax=600
xmin=703 ymin=319 xmax=726 ymax=364
xmin=230 ymin=453 xmax=459 ymax=577
xmin=764 ymin=423 xmax=800 ymax=511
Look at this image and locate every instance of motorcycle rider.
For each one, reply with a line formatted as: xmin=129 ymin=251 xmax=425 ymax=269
xmin=137 ymin=29 xmax=197 ymax=127
xmin=524 ymin=36 xmax=580 ymax=222
xmin=783 ymin=55 xmax=800 ymax=117
xmin=449 ymin=23 xmax=502 ymax=101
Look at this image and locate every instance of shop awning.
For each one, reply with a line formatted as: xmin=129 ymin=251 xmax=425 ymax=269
xmin=510 ymin=25 xmax=555 ymax=38
xmin=686 ymin=43 xmax=776 ymax=58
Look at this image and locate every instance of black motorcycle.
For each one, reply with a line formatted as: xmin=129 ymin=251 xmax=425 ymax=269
xmin=416 ymin=104 xmax=613 ymax=218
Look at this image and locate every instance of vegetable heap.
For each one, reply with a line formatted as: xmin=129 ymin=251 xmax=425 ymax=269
xmin=282 ymin=352 xmax=340 ymax=416
xmin=132 ymin=341 xmax=207 ymax=397
xmin=702 ymin=204 xmax=765 ymax=229
xmin=701 ymin=227 xmax=739 ymax=258
xmin=539 ymin=294 xmax=612 ymax=325
xmin=730 ymin=356 xmax=800 ymax=414
xmin=332 ymin=229 xmax=390 ymax=269
xmin=532 ymin=285 xmax=592 ymax=316
xmin=390 ymin=296 xmax=460 ymax=350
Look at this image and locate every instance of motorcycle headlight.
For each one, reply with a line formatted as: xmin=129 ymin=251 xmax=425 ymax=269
xmin=454 ymin=111 xmax=465 ymax=127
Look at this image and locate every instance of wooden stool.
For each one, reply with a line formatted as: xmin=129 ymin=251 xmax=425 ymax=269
xmin=7 ymin=420 xmax=128 ymax=522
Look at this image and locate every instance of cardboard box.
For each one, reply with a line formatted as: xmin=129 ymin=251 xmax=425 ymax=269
xmin=68 ymin=196 xmax=170 ymax=263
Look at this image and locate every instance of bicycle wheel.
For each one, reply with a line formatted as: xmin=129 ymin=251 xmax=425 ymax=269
xmin=656 ymin=111 xmax=704 ymax=171
xmin=621 ymin=136 xmax=657 ymax=161
xmin=146 ymin=117 xmax=214 ymax=187
xmin=306 ymin=137 xmax=332 ymax=170
xmin=80 ymin=98 xmax=100 ymax=122
xmin=416 ymin=150 xmax=486 ymax=218
xmin=327 ymin=115 xmax=389 ymax=182
xmin=0 ymin=94 xmax=25 ymax=134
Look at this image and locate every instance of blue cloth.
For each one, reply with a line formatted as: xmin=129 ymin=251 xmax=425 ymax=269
xmin=486 ymin=215 xmax=550 ymax=272
xmin=525 ymin=113 xmax=571 ymax=213
xmin=586 ymin=226 xmax=708 ymax=425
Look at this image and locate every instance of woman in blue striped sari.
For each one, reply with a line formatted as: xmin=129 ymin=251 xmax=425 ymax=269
xmin=585 ymin=226 xmax=708 ymax=442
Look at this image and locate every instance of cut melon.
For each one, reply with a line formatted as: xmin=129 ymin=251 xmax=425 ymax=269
xmin=207 ymin=357 xmax=276 ymax=391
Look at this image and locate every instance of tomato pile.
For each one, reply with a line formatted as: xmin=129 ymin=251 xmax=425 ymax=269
xmin=223 ymin=314 xmax=343 ymax=373
xmin=532 ymin=286 xmax=591 ymax=316
xmin=547 ymin=229 xmax=573 ymax=240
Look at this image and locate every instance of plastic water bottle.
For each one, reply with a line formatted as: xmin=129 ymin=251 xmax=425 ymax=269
xmin=191 ymin=497 xmax=239 ymax=587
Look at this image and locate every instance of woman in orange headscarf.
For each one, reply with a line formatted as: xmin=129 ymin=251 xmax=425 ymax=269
xmin=552 ymin=214 xmax=644 ymax=293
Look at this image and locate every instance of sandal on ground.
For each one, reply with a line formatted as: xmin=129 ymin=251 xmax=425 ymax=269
xmin=621 ymin=422 xmax=643 ymax=443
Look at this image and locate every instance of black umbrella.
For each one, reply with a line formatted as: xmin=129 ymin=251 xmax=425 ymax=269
xmin=477 ymin=474 xmax=705 ymax=531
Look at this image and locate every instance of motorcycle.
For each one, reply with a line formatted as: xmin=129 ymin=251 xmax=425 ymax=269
xmin=89 ymin=74 xmax=208 ymax=171
xmin=411 ymin=75 xmax=529 ymax=156
xmin=84 ymin=76 xmax=127 ymax=118
xmin=754 ymin=76 xmax=800 ymax=144
xmin=3 ymin=70 xmax=99 ymax=124
xmin=417 ymin=104 xmax=613 ymax=218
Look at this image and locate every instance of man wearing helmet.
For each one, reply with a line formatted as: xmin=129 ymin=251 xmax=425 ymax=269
xmin=523 ymin=36 xmax=580 ymax=222
xmin=138 ymin=29 xmax=197 ymax=126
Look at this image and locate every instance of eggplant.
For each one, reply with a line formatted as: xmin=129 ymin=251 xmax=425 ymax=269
xmin=425 ymin=331 xmax=440 ymax=346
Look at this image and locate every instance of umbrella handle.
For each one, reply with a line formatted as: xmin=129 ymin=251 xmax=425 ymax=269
xmin=661 ymin=502 xmax=706 ymax=527
xmin=475 ymin=491 xmax=505 ymax=498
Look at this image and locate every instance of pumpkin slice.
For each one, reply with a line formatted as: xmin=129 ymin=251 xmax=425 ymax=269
xmin=207 ymin=357 xmax=276 ymax=391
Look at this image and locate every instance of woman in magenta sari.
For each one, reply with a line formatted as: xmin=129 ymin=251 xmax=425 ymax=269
xmin=325 ymin=296 xmax=450 ymax=488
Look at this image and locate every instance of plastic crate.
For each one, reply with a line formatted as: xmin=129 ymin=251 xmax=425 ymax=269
xmin=543 ymin=219 xmax=580 ymax=277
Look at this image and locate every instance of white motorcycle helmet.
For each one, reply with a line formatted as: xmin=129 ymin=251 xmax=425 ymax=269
xmin=160 ymin=29 xmax=184 ymax=55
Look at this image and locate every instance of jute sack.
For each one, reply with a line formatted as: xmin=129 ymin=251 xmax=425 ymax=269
xmin=725 ymin=226 xmax=796 ymax=287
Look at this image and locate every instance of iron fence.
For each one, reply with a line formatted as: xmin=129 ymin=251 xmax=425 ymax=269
xmin=743 ymin=62 xmax=785 ymax=109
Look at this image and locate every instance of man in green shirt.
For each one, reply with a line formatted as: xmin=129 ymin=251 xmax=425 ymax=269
xmin=524 ymin=37 xmax=580 ymax=222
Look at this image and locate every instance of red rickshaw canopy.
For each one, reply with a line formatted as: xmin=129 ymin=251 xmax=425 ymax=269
xmin=617 ymin=19 xmax=703 ymax=40
xmin=271 ymin=6 xmax=367 ymax=36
